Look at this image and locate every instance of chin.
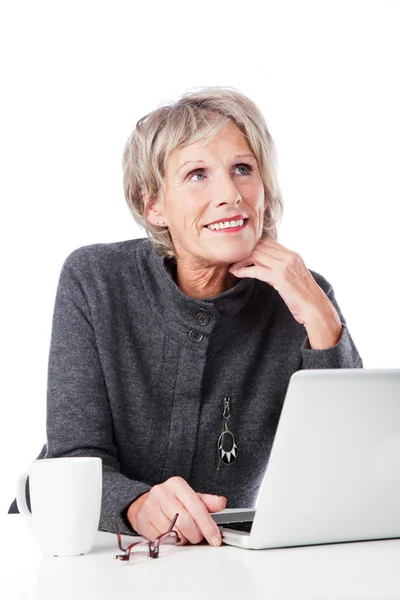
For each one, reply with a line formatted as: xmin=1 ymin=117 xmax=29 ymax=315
xmin=208 ymin=242 xmax=254 ymax=265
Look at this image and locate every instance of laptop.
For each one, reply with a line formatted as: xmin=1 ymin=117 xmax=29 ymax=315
xmin=211 ymin=368 xmax=400 ymax=549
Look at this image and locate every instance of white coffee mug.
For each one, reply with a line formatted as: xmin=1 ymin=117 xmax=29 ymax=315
xmin=16 ymin=457 xmax=102 ymax=557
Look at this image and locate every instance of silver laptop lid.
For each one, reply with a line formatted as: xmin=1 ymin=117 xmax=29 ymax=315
xmin=250 ymin=369 xmax=400 ymax=549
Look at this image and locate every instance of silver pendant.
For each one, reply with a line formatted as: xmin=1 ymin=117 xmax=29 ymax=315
xmin=218 ymin=430 xmax=238 ymax=465
xmin=217 ymin=397 xmax=238 ymax=469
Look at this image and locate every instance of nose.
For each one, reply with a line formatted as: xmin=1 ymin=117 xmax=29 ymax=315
xmin=211 ymin=173 xmax=240 ymax=207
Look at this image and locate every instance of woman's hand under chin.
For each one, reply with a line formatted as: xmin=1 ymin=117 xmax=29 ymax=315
xmin=228 ymin=239 xmax=341 ymax=333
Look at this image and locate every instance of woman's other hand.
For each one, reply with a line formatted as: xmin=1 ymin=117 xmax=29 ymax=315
xmin=126 ymin=476 xmax=227 ymax=546
xmin=229 ymin=239 xmax=341 ymax=329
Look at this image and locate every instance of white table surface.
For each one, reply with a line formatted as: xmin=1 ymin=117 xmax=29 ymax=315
xmin=1 ymin=515 xmax=400 ymax=599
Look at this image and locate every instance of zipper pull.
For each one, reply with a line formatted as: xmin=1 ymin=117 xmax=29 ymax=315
xmin=217 ymin=397 xmax=229 ymax=471
xmin=216 ymin=397 xmax=237 ymax=470
xmin=223 ymin=397 xmax=231 ymax=424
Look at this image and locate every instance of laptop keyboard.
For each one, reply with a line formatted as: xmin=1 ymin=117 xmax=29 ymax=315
xmin=221 ymin=521 xmax=253 ymax=533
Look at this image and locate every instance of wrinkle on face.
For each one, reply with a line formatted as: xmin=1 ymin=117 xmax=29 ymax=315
xmin=153 ymin=120 xmax=266 ymax=298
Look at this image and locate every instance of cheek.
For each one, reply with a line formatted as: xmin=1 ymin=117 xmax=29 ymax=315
xmin=258 ymin=191 xmax=266 ymax=211
xmin=180 ymin=206 xmax=204 ymax=232
xmin=169 ymin=210 xmax=195 ymax=239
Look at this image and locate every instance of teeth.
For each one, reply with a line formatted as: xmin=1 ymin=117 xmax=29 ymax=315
xmin=208 ymin=219 xmax=245 ymax=231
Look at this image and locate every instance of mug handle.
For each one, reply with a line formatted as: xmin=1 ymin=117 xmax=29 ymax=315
xmin=16 ymin=472 xmax=32 ymax=520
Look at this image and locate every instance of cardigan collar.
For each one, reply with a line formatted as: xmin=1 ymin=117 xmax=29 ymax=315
xmin=136 ymin=240 xmax=256 ymax=348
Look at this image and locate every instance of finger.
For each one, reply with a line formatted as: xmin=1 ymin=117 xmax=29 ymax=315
xmin=230 ymin=241 xmax=291 ymax=273
xmin=251 ymin=246 xmax=283 ymax=265
xmin=159 ymin=507 xmax=189 ymax=546
xmin=230 ymin=264 xmax=277 ymax=287
xmin=137 ymin=500 xmax=190 ymax=545
xmin=171 ymin=478 xmax=223 ymax=546
xmin=197 ymin=493 xmax=227 ymax=512
xmin=163 ymin=505 xmax=203 ymax=545
xmin=258 ymin=239 xmax=291 ymax=254
xmin=257 ymin=241 xmax=305 ymax=269
xmin=135 ymin=517 xmax=166 ymax=543
xmin=229 ymin=258 xmax=255 ymax=271
xmin=159 ymin=506 xmax=194 ymax=546
xmin=150 ymin=485 xmax=203 ymax=545
xmin=230 ymin=248 xmax=281 ymax=272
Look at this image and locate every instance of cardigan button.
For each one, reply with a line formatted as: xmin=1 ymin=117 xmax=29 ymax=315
xmin=195 ymin=311 xmax=210 ymax=326
xmin=189 ymin=330 xmax=204 ymax=343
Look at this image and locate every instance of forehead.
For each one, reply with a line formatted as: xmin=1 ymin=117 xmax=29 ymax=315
xmin=167 ymin=121 xmax=251 ymax=172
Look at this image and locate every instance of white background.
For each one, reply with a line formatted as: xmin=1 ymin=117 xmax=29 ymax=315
xmin=1 ymin=0 xmax=399 ymax=513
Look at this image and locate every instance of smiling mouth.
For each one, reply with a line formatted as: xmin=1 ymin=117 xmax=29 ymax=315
xmin=205 ymin=218 xmax=249 ymax=232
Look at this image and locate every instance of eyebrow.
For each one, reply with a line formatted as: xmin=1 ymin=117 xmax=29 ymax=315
xmin=176 ymin=153 xmax=257 ymax=175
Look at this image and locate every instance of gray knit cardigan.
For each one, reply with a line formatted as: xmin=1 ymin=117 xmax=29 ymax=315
xmin=36 ymin=238 xmax=363 ymax=534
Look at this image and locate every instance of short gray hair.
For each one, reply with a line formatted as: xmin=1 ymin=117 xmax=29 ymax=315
xmin=122 ymin=86 xmax=284 ymax=259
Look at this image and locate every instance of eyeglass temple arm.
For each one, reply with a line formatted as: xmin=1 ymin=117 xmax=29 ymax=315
xmin=116 ymin=518 xmax=128 ymax=552
xmin=168 ymin=513 xmax=179 ymax=532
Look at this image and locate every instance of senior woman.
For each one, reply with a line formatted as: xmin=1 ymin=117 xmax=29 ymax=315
xmin=19 ymin=87 xmax=362 ymax=548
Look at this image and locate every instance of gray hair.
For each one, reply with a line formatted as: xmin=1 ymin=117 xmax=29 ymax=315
xmin=122 ymin=86 xmax=284 ymax=259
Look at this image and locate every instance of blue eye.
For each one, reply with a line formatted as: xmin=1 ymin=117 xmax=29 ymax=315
xmin=187 ymin=163 xmax=253 ymax=181
xmin=188 ymin=170 xmax=206 ymax=181
xmin=236 ymin=163 xmax=252 ymax=176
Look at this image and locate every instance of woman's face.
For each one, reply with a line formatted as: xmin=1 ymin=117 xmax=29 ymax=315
xmin=147 ymin=120 xmax=266 ymax=266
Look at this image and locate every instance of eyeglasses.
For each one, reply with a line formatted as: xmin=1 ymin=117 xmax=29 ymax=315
xmin=115 ymin=513 xmax=181 ymax=561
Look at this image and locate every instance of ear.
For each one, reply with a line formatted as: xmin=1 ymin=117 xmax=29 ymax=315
xmin=143 ymin=193 xmax=168 ymax=228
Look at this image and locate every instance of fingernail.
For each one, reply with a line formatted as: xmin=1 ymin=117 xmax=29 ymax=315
xmin=211 ymin=536 xmax=221 ymax=547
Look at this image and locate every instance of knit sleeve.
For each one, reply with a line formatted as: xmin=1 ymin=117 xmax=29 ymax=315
xmin=300 ymin=274 xmax=363 ymax=369
xmin=44 ymin=248 xmax=150 ymax=535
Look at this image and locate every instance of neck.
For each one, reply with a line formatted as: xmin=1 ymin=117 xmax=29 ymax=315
xmin=174 ymin=260 xmax=237 ymax=300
